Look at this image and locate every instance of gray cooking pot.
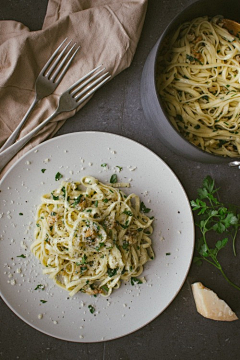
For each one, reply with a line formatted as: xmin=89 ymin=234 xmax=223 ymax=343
xmin=141 ymin=0 xmax=240 ymax=164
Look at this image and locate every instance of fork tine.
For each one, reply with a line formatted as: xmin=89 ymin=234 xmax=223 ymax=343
xmin=41 ymin=38 xmax=68 ymax=74
xmin=51 ymin=45 xmax=80 ymax=84
xmin=44 ymin=40 xmax=76 ymax=79
xmin=71 ymin=68 xmax=105 ymax=96
xmin=44 ymin=39 xmax=73 ymax=77
xmin=75 ymin=73 xmax=111 ymax=103
xmin=67 ymin=65 xmax=103 ymax=93
xmin=53 ymin=46 xmax=80 ymax=83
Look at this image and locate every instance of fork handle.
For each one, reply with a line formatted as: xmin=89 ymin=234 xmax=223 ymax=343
xmin=0 ymin=108 xmax=60 ymax=173
xmin=0 ymin=97 xmax=39 ymax=152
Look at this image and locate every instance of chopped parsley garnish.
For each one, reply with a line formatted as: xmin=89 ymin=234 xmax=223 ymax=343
xmin=88 ymin=305 xmax=95 ymax=314
xmin=51 ymin=192 xmax=59 ymax=200
xmin=81 ymin=254 xmax=88 ymax=264
xmin=116 ymin=220 xmax=129 ymax=229
xmin=72 ymin=194 xmax=82 ymax=207
xmin=34 ymin=284 xmax=45 ymax=290
xmin=61 ymin=186 xmax=66 ymax=197
xmin=176 ymin=114 xmax=183 ymax=122
xmin=116 ymin=166 xmax=123 ymax=171
xmin=140 ymin=201 xmax=151 ymax=213
xmin=186 ymin=54 xmax=203 ymax=65
xmin=80 ymin=266 xmax=87 ymax=273
xmin=40 ymin=300 xmax=47 ymax=304
xmin=122 ymin=240 xmax=129 ymax=250
xmin=110 ymin=174 xmax=117 ymax=184
xmin=55 ymin=172 xmax=63 ymax=181
xmin=131 ymin=277 xmax=143 ymax=285
xmin=41 ymin=169 xmax=46 ymax=173
xmin=202 ymin=95 xmax=209 ymax=102
xmin=17 ymin=254 xmax=26 ymax=258
xmin=95 ymin=242 xmax=105 ymax=251
xmin=123 ymin=210 xmax=133 ymax=216
xmin=19 ymin=213 xmax=23 ymax=216
xmin=101 ymin=163 xmax=107 ymax=167
xmin=107 ymin=267 xmax=118 ymax=277
xmin=101 ymin=285 xmax=109 ymax=294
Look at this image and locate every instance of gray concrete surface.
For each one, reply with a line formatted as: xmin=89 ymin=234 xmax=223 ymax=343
xmin=0 ymin=0 xmax=240 ymax=359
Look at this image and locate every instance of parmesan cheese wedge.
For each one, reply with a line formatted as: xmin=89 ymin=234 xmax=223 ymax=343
xmin=191 ymin=282 xmax=238 ymax=321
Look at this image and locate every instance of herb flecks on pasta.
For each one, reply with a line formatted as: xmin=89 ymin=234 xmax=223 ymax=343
xmin=157 ymin=16 xmax=240 ymax=157
xmin=31 ymin=176 xmax=154 ymax=297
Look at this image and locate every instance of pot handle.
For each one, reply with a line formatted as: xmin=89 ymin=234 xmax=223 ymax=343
xmin=229 ymin=161 xmax=240 ymax=167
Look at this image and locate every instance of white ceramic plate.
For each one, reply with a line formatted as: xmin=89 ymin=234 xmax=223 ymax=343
xmin=0 ymin=132 xmax=194 ymax=342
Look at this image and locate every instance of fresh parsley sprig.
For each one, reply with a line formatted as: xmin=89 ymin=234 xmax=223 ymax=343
xmin=191 ymin=175 xmax=240 ymax=291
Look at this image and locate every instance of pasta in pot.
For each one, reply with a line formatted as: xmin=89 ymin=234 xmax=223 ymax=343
xmin=31 ymin=176 xmax=154 ymax=297
xmin=157 ymin=16 xmax=240 ymax=157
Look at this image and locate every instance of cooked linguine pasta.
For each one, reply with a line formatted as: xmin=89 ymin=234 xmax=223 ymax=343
xmin=31 ymin=176 xmax=154 ymax=297
xmin=157 ymin=16 xmax=240 ymax=157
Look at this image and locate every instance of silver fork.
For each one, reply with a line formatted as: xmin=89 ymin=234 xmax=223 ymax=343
xmin=0 ymin=65 xmax=111 ymax=172
xmin=0 ymin=38 xmax=80 ymax=152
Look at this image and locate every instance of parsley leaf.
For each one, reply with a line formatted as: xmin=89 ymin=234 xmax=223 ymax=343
xmin=140 ymin=202 xmax=151 ymax=213
xmin=107 ymin=267 xmax=118 ymax=277
xmin=88 ymin=305 xmax=95 ymax=314
xmin=81 ymin=254 xmax=87 ymax=264
xmin=34 ymin=284 xmax=45 ymax=291
xmin=101 ymin=285 xmax=109 ymax=294
xmin=131 ymin=277 xmax=143 ymax=285
xmin=55 ymin=172 xmax=63 ymax=181
xmin=123 ymin=210 xmax=133 ymax=216
xmin=51 ymin=192 xmax=59 ymax=200
xmin=191 ymin=176 xmax=240 ymax=291
xmin=110 ymin=174 xmax=117 ymax=184
xmin=72 ymin=194 xmax=82 ymax=207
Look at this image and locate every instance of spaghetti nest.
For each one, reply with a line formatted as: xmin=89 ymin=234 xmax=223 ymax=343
xmin=157 ymin=15 xmax=240 ymax=157
xmin=31 ymin=176 xmax=154 ymax=297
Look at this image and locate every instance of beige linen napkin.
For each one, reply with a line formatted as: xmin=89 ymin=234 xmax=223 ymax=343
xmin=0 ymin=0 xmax=148 ymax=178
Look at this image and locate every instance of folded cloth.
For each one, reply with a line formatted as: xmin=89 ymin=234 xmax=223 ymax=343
xmin=0 ymin=0 xmax=147 ymax=178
